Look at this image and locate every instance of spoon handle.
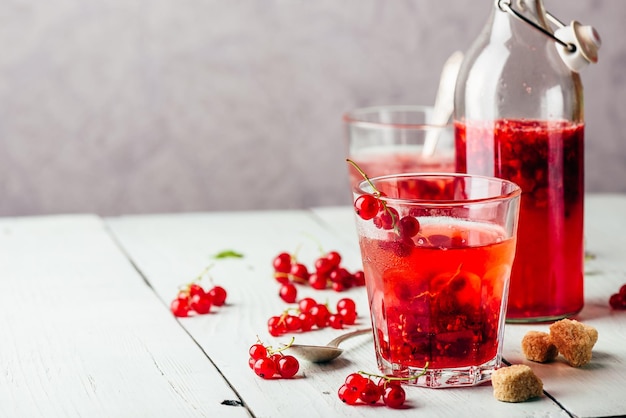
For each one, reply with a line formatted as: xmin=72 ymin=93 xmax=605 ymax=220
xmin=327 ymin=327 xmax=372 ymax=348
xmin=422 ymin=50 xmax=464 ymax=157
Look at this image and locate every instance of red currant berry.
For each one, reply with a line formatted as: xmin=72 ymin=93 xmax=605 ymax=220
xmin=314 ymin=257 xmax=333 ymax=275
xmin=331 ymin=281 xmax=345 ymax=292
xmin=375 ymin=206 xmax=399 ymax=230
xmin=359 ymin=379 xmax=382 ymax=404
xmin=285 ymin=315 xmax=302 ymax=331
xmin=298 ymin=297 xmax=317 ymax=313
xmin=336 ymin=298 xmax=356 ymax=314
xmin=329 ymin=267 xmax=349 ymax=284
xmin=188 ymin=283 xmax=205 ymax=297
xmin=354 ymin=195 xmax=381 ymax=220
xmin=208 ymin=286 xmax=227 ymax=306
xmin=609 ymin=293 xmax=626 ymax=310
xmin=308 ymin=273 xmax=328 ymax=290
xmin=310 ymin=304 xmax=330 ymax=328
xmin=279 ymin=283 xmax=298 ymax=303
xmin=248 ymin=357 xmax=256 ymax=369
xmin=338 ymin=308 xmax=357 ymax=325
xmin=290 ymin=263 xmax=309 ymax=283
xmin=170 ymin=296 xmax=190 ymax=317
xmin=273 ymin=252 xmax=292 ymax=273
xmin=398 ymin=215 xmax=420 ymax=238
xmin=189 ymin=293 xmax=212 ymax=315
xmin=298 ymin=312 xmax=315 ymax=331
xmin=352 ymin=271 xmax=365 ymax=286
xmin=253 ymin=357 xmax=277 ymax=379
xmin=277 ymin=355 xmax=300 ymax=378
xmin=620 ymin=284 xmax=626 ymax=297
xmin=338 ymin=384 xmax=360 ymax=405
xmin=326 ymin=251 xmax=342 ymax=268
xmin=267 ymin=315 xmax=286 ymax=336
xmin=345 ymin=373 xmax=368 ymax=392
xmin=382 ymin=385 xmax=406 ymax=408
xmin=249 ymin=343 xmax=268 ymax=360
xmin=328 ymin=314 xmax=344 ymax=329
xmin=270 ymin=353 xmax=283 ymax=365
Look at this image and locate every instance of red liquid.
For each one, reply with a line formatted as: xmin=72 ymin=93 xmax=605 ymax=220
xmin=455 ymin=119 xmax=584 ymax=320
xmin=348 ymin=149 xmax=455 ymax=186
xmin=359 ymin=222 xmax=515 ymax=370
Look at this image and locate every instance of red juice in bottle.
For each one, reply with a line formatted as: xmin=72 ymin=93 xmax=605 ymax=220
xmin=359 ymin=221 xmax=515 ymax=370
xmin=455 ymin=119 xmax=584 ymax=321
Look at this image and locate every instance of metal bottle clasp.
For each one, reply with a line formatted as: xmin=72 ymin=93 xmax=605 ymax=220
xmin=496 ymin=0 xmax=601 ymax=72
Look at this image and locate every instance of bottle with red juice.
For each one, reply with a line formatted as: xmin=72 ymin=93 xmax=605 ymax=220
xmin=454 ymin=0 xmax=601 ymax=322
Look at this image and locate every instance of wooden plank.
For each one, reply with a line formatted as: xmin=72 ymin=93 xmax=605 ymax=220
xmin=315 ymin=194 xmax=626 ymax=418
xmin=107 ymin=210 xmax=565 ymax=417
xmin=0 ymin=215 xmax=248 ymax=418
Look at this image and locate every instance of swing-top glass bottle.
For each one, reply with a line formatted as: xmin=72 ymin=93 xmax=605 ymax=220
xmin=454 ymin=0 xmax=599 ymax=322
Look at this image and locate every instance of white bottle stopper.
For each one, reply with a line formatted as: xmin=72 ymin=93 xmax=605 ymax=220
xmin=555 ymin=21 xmax=602 ymax=72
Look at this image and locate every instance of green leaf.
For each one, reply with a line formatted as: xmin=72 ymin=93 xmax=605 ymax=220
xmin=213 ymin=250 xmax=244 ymax=259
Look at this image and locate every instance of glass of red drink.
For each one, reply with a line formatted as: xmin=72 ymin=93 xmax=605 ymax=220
xmin=344 ymin=106 xmax=455 ymax=187
xmin=352 ymin=172 xmax=521 ymax=387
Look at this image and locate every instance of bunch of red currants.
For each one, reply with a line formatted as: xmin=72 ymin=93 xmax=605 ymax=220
xmin=609 ymin=284 xmax=626 ymax=310
xmin=267 ymin=297 xmax=357 ymax=337
xmin=248 ymin=341 xmax=300 ymax=379
xmin=170 ymin=282 xmax=227 ymax=317
xmin=273 ymin=250 xmax=365 ymax=297
xmin=338 ymin=372 xmax=408 ymax=409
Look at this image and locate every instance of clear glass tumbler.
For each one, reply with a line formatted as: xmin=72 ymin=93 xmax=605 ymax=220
xmin=344 ymin=105 xmax=455 ymax=187
xmin=351 ymin=172 xmax=521 ymax=387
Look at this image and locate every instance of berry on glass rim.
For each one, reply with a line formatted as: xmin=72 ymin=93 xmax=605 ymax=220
xmin=347 ymin=159 xmax=407 ymax=233
xmin=354 ymin=195 xmax=380 ymax=221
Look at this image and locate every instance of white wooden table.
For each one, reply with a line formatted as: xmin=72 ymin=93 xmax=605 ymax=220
xmin=1 ymin=194 xmax=625 ymax=417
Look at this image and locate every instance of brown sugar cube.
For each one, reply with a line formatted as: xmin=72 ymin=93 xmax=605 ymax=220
xmin=583 ymin=323 xmax=599 ymax=346
xmin=549 ymin=319 xmax=598 ymax=367
xmin=521 ymin=331 xmax=558 ymax=363
xmin=492 ymin=364 xmax=543 ymax=403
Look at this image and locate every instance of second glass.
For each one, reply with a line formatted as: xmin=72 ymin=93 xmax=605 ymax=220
xmin=344 ymin=106 xmax=455 ymax=186
xmin=352 ymin=173 xmax=521 ymax=387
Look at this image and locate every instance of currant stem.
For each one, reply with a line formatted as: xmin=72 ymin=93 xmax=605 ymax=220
xmin=195 ymin=263 xmax=215 ymax=283
xmin=357 ymin=362 xmax=430 ymax=382
xmin=346 ymin=158 xmax=380 ymax=197
xmin=272 ymin=336 xmax=296 ymax=354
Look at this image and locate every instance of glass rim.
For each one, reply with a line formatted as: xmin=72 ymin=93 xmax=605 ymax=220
xmin=354 ymin=172 xmax=522 ymax=206
xmin=343 ymin=105 xmax=450 ymax=130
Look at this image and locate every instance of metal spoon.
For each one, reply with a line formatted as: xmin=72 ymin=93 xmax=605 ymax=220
xmin=422 ymin=50 xmax=464 ymax=157
xmin=286 ymin=328 xmax=372 ymax=363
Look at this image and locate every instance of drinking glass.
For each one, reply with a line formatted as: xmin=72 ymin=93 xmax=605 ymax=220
xmin=352 ymin=172 xmax=521 ymax=387
xmin=344 ymin=105 xmax=455 ymax=186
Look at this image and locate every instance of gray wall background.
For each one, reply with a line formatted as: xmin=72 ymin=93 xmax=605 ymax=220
xmin=0 ymin=1 xmax=623 ymax=216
